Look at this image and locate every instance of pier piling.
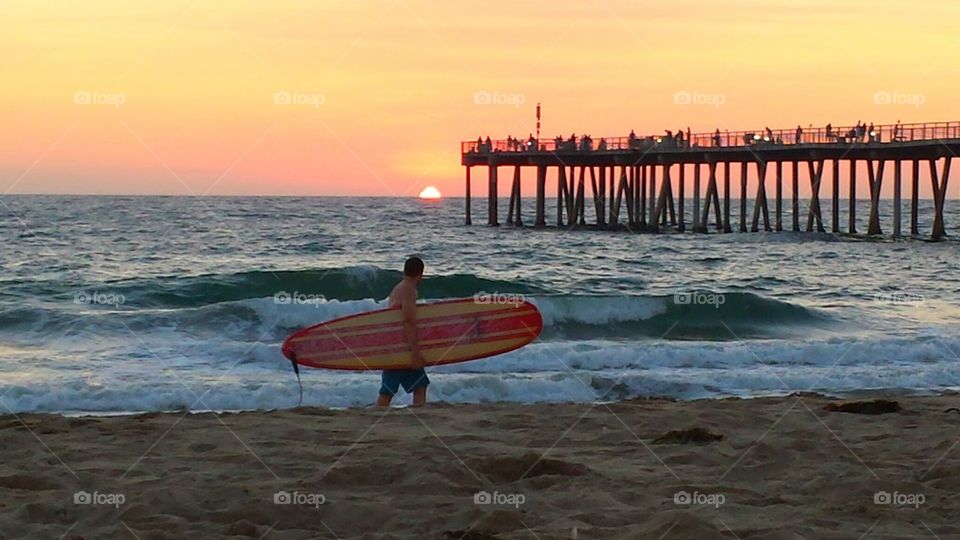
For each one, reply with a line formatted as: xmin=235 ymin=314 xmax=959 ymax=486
xmin=535 ymin=165 xmax=546 ymax=228
xmin=806 ymin=160 xmax=825 ymax=233
xmin=791 ymin=161 xmax=800 ymax=232
xmin=849 ymin=160 xmax=857 ymax=234
xmin=775 ymin=161 xmax=783 ymax=231
xmin=832 ymin=159 xmax=840 ymax=233
xmin=465 ymin=166 xmax=472 ymax=225
xmin=930 ymin=157 xmax=952 ymax=241
xmin=488 ymin=165 xmax=498 ymax=227
xmin=752 ymin=161 xmax=770 ymax=232
xmin=867 ymin=160 xmax=885 ymax=235
xmin=910 ymin=160 xmax=919 ymax=236
xmin=739 ymin=162 xmax=748 ymax=233
xmin=893 ymin=160 xmax=902 ymax=238
xmin=678 ymin=164 xmax=686 ymax=232
xmin=723 ymin=162 xmax=732 ymax=233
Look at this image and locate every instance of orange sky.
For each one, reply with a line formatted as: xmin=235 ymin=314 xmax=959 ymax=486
xmin=1 ymin=0 xmax=958 ymax=197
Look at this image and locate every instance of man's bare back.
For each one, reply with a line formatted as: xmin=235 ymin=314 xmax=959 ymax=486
xmin=388 ymin=279 xmax=417 ymax=310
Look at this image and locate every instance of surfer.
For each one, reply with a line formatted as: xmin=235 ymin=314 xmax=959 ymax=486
xmin=376 ymin=256 xmax=429 ymax=407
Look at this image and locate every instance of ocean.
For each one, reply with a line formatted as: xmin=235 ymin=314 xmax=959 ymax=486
xmin=2 ymin=195 xmax=958 ymax=413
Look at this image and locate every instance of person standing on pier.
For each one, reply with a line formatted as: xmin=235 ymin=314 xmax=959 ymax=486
xmin=713 ymin=129 xmax=722 ymax=147
xmin=795 ymin=125 xmax=803 ymax=144
xmin=377 ymin=257 xmax=429 ymax=407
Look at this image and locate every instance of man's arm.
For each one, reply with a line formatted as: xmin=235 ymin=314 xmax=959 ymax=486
xmin=401 ymin=289 xmax=424 ymax=368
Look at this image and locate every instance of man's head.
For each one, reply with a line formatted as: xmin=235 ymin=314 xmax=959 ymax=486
xmin=404 ymin=256 xmax=424 ymax=283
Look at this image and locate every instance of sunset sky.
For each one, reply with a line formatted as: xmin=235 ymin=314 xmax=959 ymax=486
xmin=1 ymin=0 xmax=958 ymax=197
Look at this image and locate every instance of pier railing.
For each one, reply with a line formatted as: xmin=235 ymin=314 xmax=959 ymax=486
xmin=462 ymin=121 xmax=960 ymax=155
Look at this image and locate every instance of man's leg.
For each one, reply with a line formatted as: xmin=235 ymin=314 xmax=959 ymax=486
xmin=378 ymin=370 xmax=398 ymax=407
xmin=408 ymin=369 xmax=429 ymax=406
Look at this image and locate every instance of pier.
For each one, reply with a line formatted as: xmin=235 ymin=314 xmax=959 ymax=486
xmin=461 ymin=121 xmax=958 ymax=240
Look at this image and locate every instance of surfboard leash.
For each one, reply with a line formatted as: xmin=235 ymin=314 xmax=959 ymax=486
xmin=288 ymin=352 xmax=303 ymax=408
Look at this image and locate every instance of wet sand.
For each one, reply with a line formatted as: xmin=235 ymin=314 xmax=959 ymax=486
xmin=1 ymin=393 xmax=959 ymax=539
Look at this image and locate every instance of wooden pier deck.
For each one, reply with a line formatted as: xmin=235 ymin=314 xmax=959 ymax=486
xmin=461 ymin=121 xmax=958 ymax=240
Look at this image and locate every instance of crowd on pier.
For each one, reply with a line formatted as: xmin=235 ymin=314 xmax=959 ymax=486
xmin=471 ymin=121 xmax=909 ymax=154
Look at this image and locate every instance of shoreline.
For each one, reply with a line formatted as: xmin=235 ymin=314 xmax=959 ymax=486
xmin=34 ymin=387 xmax=959 ymax=418
xmin=3 ymin=392 xmax=959 ymax=538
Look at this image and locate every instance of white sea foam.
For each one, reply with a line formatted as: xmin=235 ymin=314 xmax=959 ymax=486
xmin=242 ymin=296 xmax=387 ymax=331
xmin=2 ymin=335 xmax=959 ymax=413
xmin=530 ymin=296 xmax=668 ymax=326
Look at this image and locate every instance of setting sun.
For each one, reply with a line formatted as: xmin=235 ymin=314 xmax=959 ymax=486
xmin=419 ymin=186 xmax=442 ymax=199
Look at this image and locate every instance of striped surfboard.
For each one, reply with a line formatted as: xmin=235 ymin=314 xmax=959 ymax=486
xmin=282 ymin=298 xmax=543 ymax=370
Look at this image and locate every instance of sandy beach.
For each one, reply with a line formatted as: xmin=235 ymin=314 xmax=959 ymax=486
xmin=1 ymin=393 xmax=958 ymax=539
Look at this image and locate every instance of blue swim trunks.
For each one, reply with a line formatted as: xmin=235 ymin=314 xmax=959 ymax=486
xmin=379 ymin=368 xmax=430 ymax=396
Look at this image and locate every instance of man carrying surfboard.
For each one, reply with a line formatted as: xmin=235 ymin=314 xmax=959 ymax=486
xmin=282 ymin=258 xmax=542 ymax=405
xmin=376 ymin=256 xmax=429 ymax=407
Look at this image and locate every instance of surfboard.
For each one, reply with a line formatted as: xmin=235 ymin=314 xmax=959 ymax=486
xmin=282 ymin=298 xmax=543 ymax=370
